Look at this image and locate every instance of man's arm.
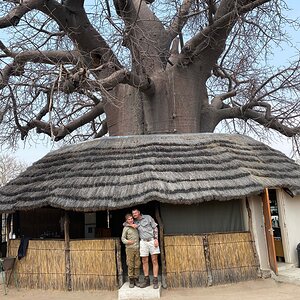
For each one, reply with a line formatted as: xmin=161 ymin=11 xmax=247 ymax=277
xmin=123 ymin=221 xmax=138 ymax=229
xmin=121 ymin=227 xmax=128 ymax=245
xmin=153 ymin=227 xmax=158 ymax=240
xmin=151 ymin=217 xmax=159 ymax=247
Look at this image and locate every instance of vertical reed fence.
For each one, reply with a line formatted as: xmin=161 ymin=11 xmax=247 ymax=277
xmin=9 ymin=240 xmax=65 ymax=289
xmin=9 ymin=238 xmax=119 ymax=290
xmin=164 ymin=235 xmax=208 ymax=287
xmin=208 ymin=232 xmax=259 ymax=284
xmin=164 ymin=232 xmax=259 ymax=288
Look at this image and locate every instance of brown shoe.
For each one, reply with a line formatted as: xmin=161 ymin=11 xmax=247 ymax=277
xmin=139 ymin=276 xmax=150 ymax=288
xmin=129 ymin=277 xmax=134 ymax=288
xmin=134 ymin=277 xmax=140 ymax=287
xmin=153 ymin=277 xmax=159 ymax=289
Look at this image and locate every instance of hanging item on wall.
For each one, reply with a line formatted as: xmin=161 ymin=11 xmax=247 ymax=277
xmin=107 ymin=210 xmax=110 ymax=228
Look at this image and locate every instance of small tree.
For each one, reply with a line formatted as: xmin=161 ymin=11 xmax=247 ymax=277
xmin=0 ymin=153 xmax=28 ymax=186
xmin=0 ymin=153 xmax=27 ymax=244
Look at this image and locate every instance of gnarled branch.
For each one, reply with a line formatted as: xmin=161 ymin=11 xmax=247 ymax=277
xmin=113 ymin=0 xmax=168 ymax=74
xmin=22 ymin=102 xmax=105 ymax=141
xmin=167 ymin=0 xmax=193 ymax=42
xmin=178 ymin=0 xmax=271 ymax=67
xmin=218 ymin=103 xmax=300 ymax=137
xmin=0 ymin=0 xmax=43 ymax=28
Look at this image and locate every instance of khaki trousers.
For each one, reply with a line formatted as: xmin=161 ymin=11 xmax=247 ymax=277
xmin=126 ymin=248 xmax=140 ymax=278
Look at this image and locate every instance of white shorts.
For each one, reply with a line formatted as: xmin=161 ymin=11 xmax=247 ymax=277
xmin=140 ymin=239 xmax=160 ymax=257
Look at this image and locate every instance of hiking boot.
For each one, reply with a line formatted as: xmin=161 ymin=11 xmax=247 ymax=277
xmin=153 ymin=277 xmax=159 ymax=289
xmin=134 ymin=277 xmax=140 ymax=287
xmin=139 ymin=276 xmax=150 ymax=288
xmin=129 ymin=277 xmax=134 ymax=288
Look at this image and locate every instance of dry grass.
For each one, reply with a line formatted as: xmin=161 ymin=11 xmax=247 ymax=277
xmin=208 ymin=232 xmax=258 ymax=284
xmin=164 ymin=235 xmax=207 ymax=287
xmin=164 ymin=232 xmax=258 ymax=288
xmin=8 ymin=239 xmax=118 ymax=290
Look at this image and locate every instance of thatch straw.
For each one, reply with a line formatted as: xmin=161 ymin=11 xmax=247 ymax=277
xmin=8 ymin=238 xmax=118 ymax=290
xmin=164 ymin=235 xmax=207 ymax=287
xmin=208 ymin=232 xmax=259 ymax=284
xmin=9 ymin=239 xmax=65 ymax=290
xmin=1 ymin=133 xmax=300 ymax=213
xmin=70 ymin=239 xmax=118 ymax=290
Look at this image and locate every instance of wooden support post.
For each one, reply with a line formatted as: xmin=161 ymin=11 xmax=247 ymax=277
xmin=64 ymin=211 xmax=72 ymax=291
xmin=0 ymin=213 xmax=2 ymax=248
xmin=155 ymin=205 xmax=167 ymax=289
xmin=203 ymin=234 xmax=213 ymax=286
xmin=115 ymin=238 xmax=124 ymax=288
xmin=245 ymin=198 xmax=260 ymax=272
xmin=6 ymin=214 xmax=11 ymax=257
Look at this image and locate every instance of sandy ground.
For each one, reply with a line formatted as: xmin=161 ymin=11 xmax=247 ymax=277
xmin=2 ymin=278 xmax=300 ymax=299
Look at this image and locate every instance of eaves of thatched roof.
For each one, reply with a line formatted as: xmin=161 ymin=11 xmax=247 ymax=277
xmin=0 ymin=133 xmax=300 ymax=213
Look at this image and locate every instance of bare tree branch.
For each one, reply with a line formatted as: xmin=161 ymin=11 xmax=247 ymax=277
xmin=0 ymin=0 xmax=43 ymax=28
xmin=167 ymin=0 xmax=193 ymax=42
xmin=0 ymin=64 xmax=14 ymax=89
xmin=178 ymin=0 xmax=271 ymax=66
xmin=211 ymin=90 xmax=236 ymax=109
xmin=94 ymin=119 xmax=108 ymax=138
xmin=0 ymin=0 xmax=120 ymax=70
xmin=113 ymin=0 xmax=168 ymax=74
xmin=22 ymin=102 xmax=105 ymax=141
xmin=39 ymin=0 xmax=122 ymax=70
xmin=218 ymin=105 xmax=300 ymax=137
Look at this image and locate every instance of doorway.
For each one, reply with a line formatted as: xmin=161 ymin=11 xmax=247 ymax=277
xmin=262 ymin=188 xmax=287 ymax=275
xmin=109 ymin=202 xmax=161 ymax=280
xmin=269 ymin=189 xmax=285 ymax=262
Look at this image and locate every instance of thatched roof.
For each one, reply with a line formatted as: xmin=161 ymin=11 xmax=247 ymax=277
xmin=0 ymin=133 xmax=300 ymax=212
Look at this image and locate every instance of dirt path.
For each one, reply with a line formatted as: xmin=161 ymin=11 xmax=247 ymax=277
xmin=2 ymin=278 xmax=300 ymax=299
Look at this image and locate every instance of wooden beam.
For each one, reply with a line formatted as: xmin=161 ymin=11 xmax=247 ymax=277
xmin=155 ymin=205 xmax=167 ymax=289
xmin=203 ymin=234 xmax=213 ymax=286
xmin=115 ymin=238 xmax=123 ymax=288
xmin=64 ymin=211 xmax=72 ymax=291
xmin=6 ymin=214 xmax=11 ymax=257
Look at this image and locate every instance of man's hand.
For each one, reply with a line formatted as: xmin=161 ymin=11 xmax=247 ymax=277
xmin=130 ymin=223 xmax=138 ymax=229
xmin=154 ymin=239 xmax=159 ymax=248
xmin=127 ymin=240 xmax=135 ymax=245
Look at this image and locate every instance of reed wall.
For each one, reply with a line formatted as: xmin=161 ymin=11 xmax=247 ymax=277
xmin=208 ymin=232 xmax=258 ymax=284
xmin=8 ymin=238 xmax=118 ymax=290
xmin=70 ymin=239 xmax=117 ymax=290
xmin=164 ymin=232 xmax=258 ymax=288
xmin=8 ymin=232 xmax=258 ymax=290
xmin=9 ymin=239 xmax=65 ymax=289
xmin=164 ymin=235 xmax=208 ymax=287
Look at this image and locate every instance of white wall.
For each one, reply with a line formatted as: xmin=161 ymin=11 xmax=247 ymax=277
xmin=242 ymin=190 xmax=300 ymax=271
xmin=247 ymin=196 xmax=270 ymax=271
xmin=277 ymin=190 xmax=300 ymax=265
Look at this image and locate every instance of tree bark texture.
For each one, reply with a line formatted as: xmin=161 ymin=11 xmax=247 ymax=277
xmin=106 ymin=64 xmax=219 ymax=136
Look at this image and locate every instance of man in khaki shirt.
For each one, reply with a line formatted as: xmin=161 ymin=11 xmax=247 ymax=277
xmin=121 ymin=214 xmax=140 ymax=288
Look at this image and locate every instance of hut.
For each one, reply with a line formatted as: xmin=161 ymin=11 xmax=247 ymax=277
xmin=1 ymin=133 xmax=300 ymax=290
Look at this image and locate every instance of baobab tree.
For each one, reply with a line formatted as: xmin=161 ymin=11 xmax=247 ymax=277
xmin=0 ymin=0 xmax=299 ymax=150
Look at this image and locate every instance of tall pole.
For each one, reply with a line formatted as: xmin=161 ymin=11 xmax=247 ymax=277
xmin=64 ymin=211 xmax=72 ymax=291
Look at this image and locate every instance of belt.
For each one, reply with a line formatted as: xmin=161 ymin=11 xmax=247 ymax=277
xmin=141 ymin=238 xmax=153 ymax=242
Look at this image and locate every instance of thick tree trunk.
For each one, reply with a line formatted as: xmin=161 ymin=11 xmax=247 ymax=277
xmin=105 ymin=65 xmax=219 ymax=136
xmin=104 ymin=84 xmax=145 ymax=136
